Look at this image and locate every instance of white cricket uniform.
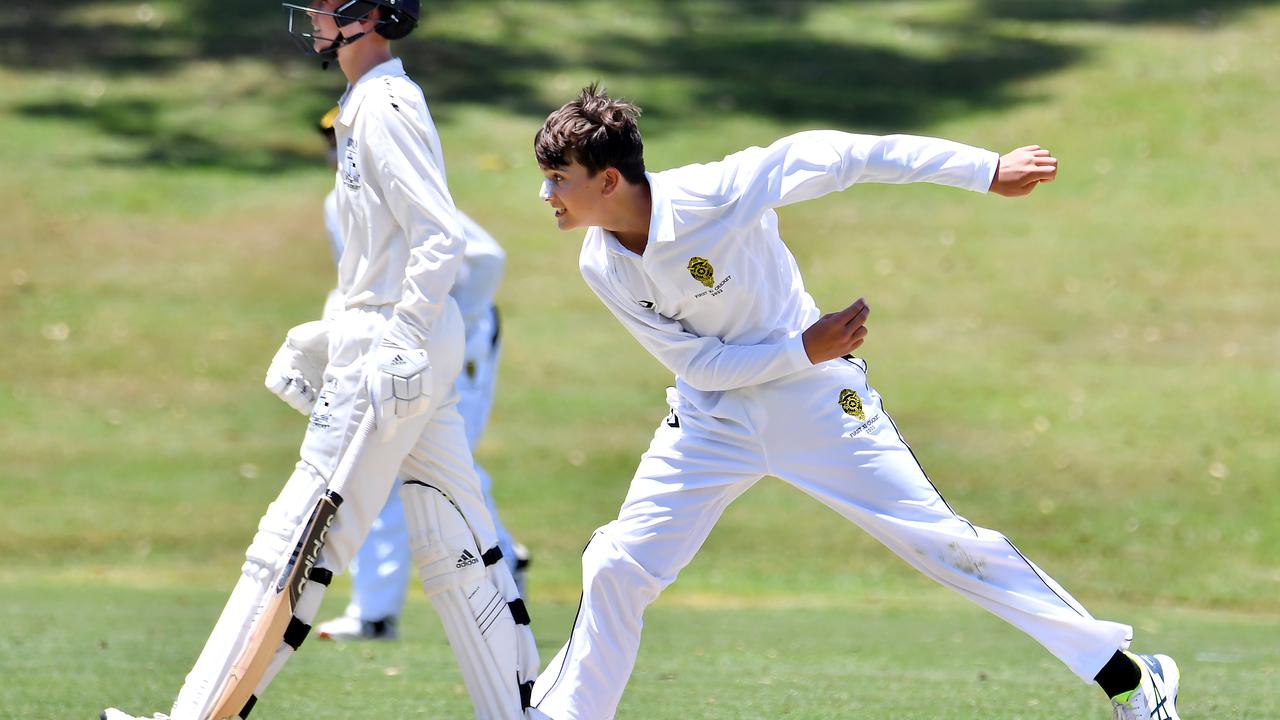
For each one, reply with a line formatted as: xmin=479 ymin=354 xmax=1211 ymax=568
xmin=298 ymin=56 xmax=499 ymax=583
xmin=169 ymin=57 xmax=503 ymax=720
xmin=333 ymin=206 xmax=517 ymax=621
xmin=530 ymin=131 xmax=1133 ymax=720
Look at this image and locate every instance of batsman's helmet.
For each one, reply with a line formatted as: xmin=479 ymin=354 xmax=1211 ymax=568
xmin=369 ymin=0 xmax=418 ymax=40
xmin=284 ymin=0 xmax=420 ymax=58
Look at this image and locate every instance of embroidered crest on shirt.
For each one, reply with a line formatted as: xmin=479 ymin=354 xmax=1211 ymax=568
xmin=839 ymin=389 xmax=866 ymax=420
xmin=342 ymin=137 xmax=361 ymax=190
xmin=687 ymin=257 xmax=715 ymax=288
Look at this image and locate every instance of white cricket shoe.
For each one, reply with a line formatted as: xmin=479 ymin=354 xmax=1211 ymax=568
xmin=315 ymin=613 xmax=399 ymax=641
xmin=100 ymin=710 xmax=168 ymax=720
xmin=1111 ymin=652 xmax=1181 ymax=720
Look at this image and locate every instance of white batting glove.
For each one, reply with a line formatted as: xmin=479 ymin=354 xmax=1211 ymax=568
xmin=368 ymin=341 xmax=432 ymax=432
xmin=264 ymin=320 xmax=330 ymax=416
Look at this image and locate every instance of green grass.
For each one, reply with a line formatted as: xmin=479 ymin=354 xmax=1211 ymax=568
xmin=3 ymin=582 xmax=1278 ymax=718
xmin=2 ymin=0 xmax=1279 ymax=717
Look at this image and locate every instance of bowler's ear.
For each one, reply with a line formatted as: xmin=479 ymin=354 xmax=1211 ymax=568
xmin=600 ymin=167 xmax=622 ymax=197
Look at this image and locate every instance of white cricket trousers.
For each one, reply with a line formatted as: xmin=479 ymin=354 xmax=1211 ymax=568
xmin=531 ymin=357 xmax=1132 ymax=720
xmin=301 ymin=300 xmax=499 ymax=582
xmin=343 ymin=306 xmax=515 ymax=621
xmin=170 ymin=300 xmax=498 ymax=718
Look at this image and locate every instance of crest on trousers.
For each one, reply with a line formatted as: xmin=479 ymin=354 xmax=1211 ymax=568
xmin=688 ymin=257 xmax=715 ymax=288
xmin=839 ymin=389 xmax=865 ymax=420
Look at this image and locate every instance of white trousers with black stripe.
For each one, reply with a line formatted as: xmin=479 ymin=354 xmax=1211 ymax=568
xmin=531 ymin=357 xmax=1131 ymax=720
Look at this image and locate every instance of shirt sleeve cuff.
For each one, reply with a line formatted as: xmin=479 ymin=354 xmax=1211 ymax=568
xmin=971 ymin=149 xmax=1001 ymax=193
xmin=784 ymin=330 xmax=813 ymax=370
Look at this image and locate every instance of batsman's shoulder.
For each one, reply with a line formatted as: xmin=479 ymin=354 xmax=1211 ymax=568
xmin=355 ymin=73 xmax=427 ymax=126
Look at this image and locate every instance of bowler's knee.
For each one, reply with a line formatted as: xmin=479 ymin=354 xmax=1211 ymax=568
xmin=580 ymin=526 xmax=664 ymax=607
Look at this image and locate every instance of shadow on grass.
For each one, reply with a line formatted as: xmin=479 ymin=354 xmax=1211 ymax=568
xmin=20 ymin=98 xmax=317 ymax=174
xmin=589 ymin=30 xmax=1078 ymax=132
xmin=2 ymin=0 xmax=1276 ymax=172
xmin=977 ymin=0 xmax=1266 ymax=24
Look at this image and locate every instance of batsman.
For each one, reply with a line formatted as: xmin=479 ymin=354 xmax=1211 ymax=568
xmin=102 ymin=1 xmax=537 ymax=718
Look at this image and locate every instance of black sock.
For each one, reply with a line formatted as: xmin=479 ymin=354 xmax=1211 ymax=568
xmin=1094 ymin=650 xmax=1141 ymax=698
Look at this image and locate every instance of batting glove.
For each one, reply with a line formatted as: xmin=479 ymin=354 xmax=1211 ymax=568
xmin=264 ymin=320 xmax=330 ymax=416
xmin=368 ymin=341 xmax=432 ymax=432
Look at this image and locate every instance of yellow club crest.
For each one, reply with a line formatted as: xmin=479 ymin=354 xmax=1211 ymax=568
xmin=688 ymin=256 xmax=715 ymax=288
xmin=839 ymin=389 xmax=865 ymax=420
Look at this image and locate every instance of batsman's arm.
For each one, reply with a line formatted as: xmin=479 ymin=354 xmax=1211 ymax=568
xmin=370 ymin=104 xmax=465 ymax=350
xmin=323 ymin=188 xmax=345 ymax=269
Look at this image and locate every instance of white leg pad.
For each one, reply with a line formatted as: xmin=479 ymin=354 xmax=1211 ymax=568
xmin=402 ymin=481 xmax=524 ymax=720
xmin=247 ymin=575 xmax=328 ymax=702
xmin=170 ymin=462 xmax=328 ymax=720
xmin=486 ymin=555 xmax=540 ymax=703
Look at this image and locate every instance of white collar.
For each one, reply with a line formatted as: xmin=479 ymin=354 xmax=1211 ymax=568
xmin=337 ymin=57 xmax=406 ymax=127
xmin=600 ymin=171 xmax=673 ymax=259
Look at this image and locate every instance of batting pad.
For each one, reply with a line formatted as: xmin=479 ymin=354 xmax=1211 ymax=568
xmin=484 ymin=548 xmax=540 ymax=709
xmin=169 ymin=462 xmax=331 ymax=720
xmin=402 ymin=480 xmax=525 ymax=719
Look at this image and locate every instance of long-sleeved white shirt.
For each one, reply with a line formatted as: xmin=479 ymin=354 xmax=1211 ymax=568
xmin=324 ymin=188 xmax=504 ymax=334
xmin=578 ymin=131 xmax=998 ymax=410
xmin=449 ymin=212 xmax=506 ymax=332
xmin=332 ymin=58 xmax=463 ymax=348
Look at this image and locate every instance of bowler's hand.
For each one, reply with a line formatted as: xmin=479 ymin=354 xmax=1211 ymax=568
xmin=802 ymin=298 xmax=870 ymax=364
xmin=990 ymin=145 xmax=1058 ymax=197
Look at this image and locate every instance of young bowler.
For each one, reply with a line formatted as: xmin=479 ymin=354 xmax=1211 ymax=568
xmin=527 ymin=84 xmax=1182 ymax=720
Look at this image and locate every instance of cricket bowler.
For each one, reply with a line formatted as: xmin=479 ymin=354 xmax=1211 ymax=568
xmin=527 ymin=84 xmax=1182 ymax=720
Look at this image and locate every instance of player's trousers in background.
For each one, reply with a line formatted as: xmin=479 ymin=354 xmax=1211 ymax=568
xmin=531 ymin=357 xmax=1132 ymax=720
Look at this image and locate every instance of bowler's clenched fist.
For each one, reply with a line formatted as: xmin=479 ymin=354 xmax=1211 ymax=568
xmin=990 ymin=145 xmax=1058 ymax=197
xmin=802 ymin=297 xmax=870 ymax=364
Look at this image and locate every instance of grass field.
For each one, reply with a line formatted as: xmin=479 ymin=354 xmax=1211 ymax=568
xmin=1 ymin=1 xmax=1278 ymax=718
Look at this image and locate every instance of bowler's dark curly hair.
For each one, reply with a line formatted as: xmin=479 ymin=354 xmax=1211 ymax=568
xmin=535 ymin=83 xmax=646 ymax=183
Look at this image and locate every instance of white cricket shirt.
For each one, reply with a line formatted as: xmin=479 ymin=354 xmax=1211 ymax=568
xmin=450 ymin=212 xmax=506 ymax=332
xmin=324 ymin=185 xmax=503 ymax=335
xmin=578 ymin=131 xmax=998 ymax=410
xmin=332 ymin=58 xmax=463 ymax=348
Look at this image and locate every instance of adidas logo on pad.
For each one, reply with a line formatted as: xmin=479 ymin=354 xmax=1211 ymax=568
xmin=456 ymin=550 xmax=479 ymax=568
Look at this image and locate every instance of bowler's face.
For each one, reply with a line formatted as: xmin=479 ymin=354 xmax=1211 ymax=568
xmin=539 ymin=161 xmax=604 ymax=232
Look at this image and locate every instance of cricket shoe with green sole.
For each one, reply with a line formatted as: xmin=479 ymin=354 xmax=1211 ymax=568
xmin=1111 ymin=652 xmax=1181 ymax=720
